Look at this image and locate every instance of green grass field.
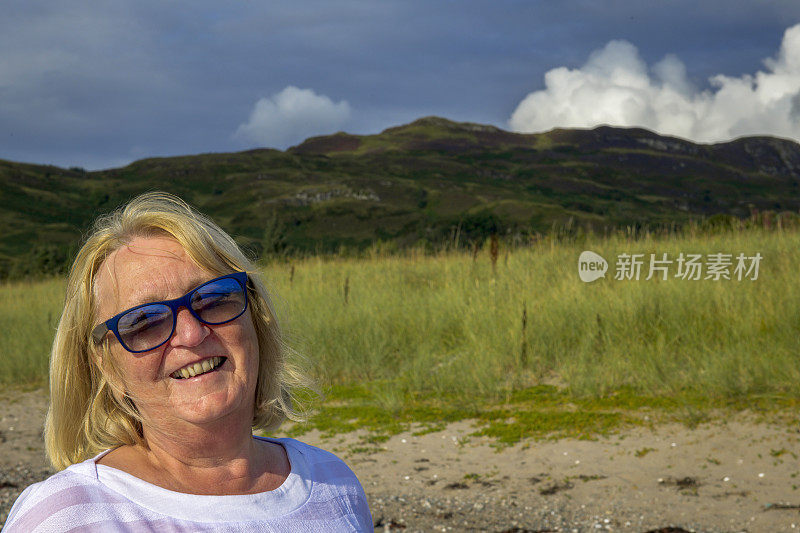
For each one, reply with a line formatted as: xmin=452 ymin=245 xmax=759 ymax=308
xmin=2 ymin=227 xmax=798 ymax=444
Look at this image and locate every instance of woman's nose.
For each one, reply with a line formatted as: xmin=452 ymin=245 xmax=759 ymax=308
xmin=170 ymin=307 xmax=210 ymax=347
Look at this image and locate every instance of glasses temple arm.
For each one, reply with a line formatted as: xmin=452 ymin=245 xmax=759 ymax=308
xmin=91 ymin=323 xmax=109 ymax=344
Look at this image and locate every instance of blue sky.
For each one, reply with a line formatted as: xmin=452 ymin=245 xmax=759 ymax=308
xmin=2 ymin=1 xmax=800 ymax=170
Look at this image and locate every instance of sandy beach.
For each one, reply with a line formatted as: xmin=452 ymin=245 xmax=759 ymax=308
xmin=1 ymin=388 xmax=799 ymax=532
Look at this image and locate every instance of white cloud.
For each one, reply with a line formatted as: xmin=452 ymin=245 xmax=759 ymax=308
xmin=234 ymin=86 xmax=351 ymax=148
xmin=509 ymin=24 xmax=800 ymax=143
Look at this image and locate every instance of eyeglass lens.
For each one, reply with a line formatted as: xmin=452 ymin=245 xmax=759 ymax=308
xmin=116 ymin=277 xmax=246 ymax=352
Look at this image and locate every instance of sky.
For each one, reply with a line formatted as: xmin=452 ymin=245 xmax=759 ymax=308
xmin=2 ymin=1 xmax=800 ymax=170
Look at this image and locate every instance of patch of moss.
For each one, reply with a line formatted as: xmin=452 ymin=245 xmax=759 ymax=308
xmin=280 ymin=381 xmax=800 ymax=448
xmin=473 ymin=409 xmax=629 ymax=444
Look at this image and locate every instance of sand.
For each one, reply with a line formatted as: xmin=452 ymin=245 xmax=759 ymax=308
xmin=1 ymin=388 xmax=799 ymax=532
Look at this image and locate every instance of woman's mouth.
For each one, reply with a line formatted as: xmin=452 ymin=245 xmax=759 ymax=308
xmin=170 ymin=356 xmax=226 ymax=379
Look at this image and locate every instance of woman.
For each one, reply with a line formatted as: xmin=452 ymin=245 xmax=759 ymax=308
xmin=3 ymin=192 xmax=373 ymax=532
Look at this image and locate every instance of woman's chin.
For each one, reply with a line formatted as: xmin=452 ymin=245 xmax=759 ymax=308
xmin=145 ymin=384 xmax=253 ymax=429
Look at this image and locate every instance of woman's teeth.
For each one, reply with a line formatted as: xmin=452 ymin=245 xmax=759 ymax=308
xmin=172 ymin=356 xmax=224 ymax=379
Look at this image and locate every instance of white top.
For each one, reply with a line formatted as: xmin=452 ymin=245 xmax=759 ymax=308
xmin=3 ymin=437 xmax=373 ymax=532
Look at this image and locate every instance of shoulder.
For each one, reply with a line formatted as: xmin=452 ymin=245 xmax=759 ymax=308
xmin=265 ymin=437 xmax=359 ymax=483
xmin=258 ymin=437 xmax=373 ymax=529
xmin=273 ymin=437 xmax=342 ymax=462
xmin=3 ymin=460 xmax=118 ymax=532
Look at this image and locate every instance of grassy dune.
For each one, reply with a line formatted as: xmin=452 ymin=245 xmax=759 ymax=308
xmin=270 ymin=228 xmax=799 ymax=399
xmin=2 ymin=227 xmax=797 ymax=441
xmin=0 ymin=277 xmax=64 ymax=386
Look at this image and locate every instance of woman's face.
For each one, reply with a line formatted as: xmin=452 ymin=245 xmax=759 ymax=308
xmin=93 ymin=235 xmax=260 ymax=432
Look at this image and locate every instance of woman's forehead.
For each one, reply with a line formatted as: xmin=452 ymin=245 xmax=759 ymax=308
xmin=95 ymin=237 xmax=208 ymax=313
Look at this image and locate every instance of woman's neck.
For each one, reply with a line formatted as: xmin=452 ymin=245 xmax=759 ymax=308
xmin=98 ymin=419 xmax=290 ymax=495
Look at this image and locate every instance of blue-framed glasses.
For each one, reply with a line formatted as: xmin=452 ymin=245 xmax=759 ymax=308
xmin=92 ymin=271 xmax=249 ymax=353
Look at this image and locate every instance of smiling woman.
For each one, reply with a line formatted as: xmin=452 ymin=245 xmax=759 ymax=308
xmin=2 ymin=192 xmax=372 ymax=532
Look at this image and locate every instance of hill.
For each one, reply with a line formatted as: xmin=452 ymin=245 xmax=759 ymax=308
xmin=2 ymin=116 xmax=800 ymax=276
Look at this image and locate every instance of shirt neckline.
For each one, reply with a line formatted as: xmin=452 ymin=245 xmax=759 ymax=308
xmin=90 ymin=436 xmax=313 ymax=522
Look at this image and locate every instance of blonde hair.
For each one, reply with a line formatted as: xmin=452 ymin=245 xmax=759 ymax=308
xmin=45 ymin=191 xmax=311 ymax=470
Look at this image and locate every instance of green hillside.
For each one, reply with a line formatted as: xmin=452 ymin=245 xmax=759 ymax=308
xmin=2 ymin=116 xmax=800 ymax=277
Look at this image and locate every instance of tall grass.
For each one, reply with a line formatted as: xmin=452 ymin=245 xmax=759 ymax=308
xmin=2 ymin=228 xmax=798 ymax=409
xmin=0 ymin=277 xmax=64 ymax=386
xmin=266 ymin=227 xmax=800 ymax=406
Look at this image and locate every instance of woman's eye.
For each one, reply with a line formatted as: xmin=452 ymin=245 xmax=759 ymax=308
xmin=121 ymin=310 xmax=169 ymax=334
xmin=194 ymin=291 xmax=232 ymax=310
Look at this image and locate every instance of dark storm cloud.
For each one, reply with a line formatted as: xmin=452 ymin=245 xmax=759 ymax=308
xmin=1 ymin=0 xmax=799 ymax=169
